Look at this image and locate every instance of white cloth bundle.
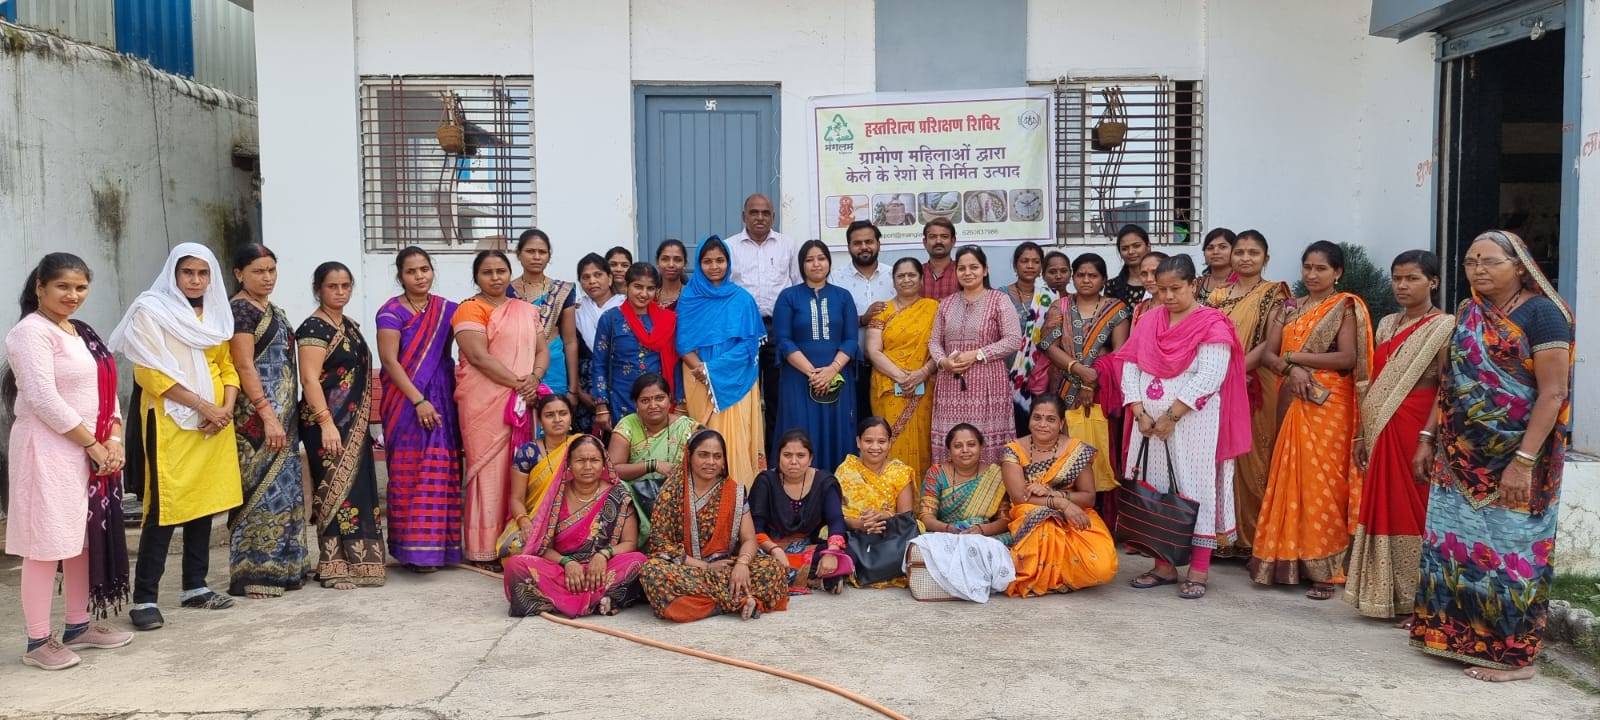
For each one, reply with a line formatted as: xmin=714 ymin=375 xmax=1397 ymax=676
xmin=906 ymin=533 xmax=1016 ymax=603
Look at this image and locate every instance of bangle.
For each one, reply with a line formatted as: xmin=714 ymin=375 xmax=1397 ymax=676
xmin=735 ymin=556 xmax=751 ymax=566
xmin=827 ymin=534 xmax=845 ymax=551
xmin=412 ymin=397 xmax=426 ymax=407
xmin=1514 ymin=450 xmax=1538 ymax=466
xmin=1418 ymin=430 xmax=1435 ymax=441
xmin=80 ymin=438 xmax=97 ymax=448
xmin=647 ymin=460 xmax=656 ymax=475
xmin=105 ymin=436 xmax=123 ymax=445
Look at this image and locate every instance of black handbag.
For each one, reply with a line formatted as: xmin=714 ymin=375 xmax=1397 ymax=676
xmin=1114 ymin=437 xmax=1200 ymax=567
xmin=844 ymin=511 xmax=919 ymax=585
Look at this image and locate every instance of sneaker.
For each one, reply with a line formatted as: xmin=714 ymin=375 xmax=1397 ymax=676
xmin=21 ymin=638 xmax=81 ymax=671
xmin=64 ymin=623 xmax=133 ymax=650
xmin=130 ymin=606 xmax=164 ymax=631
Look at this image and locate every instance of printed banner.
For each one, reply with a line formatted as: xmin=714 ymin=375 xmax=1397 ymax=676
xmin=808 ymin=88 xmax=1053 ymax=247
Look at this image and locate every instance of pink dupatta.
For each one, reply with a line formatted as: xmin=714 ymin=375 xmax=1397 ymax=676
xmin=1109 ymin=304 xmax=1252 ymax=460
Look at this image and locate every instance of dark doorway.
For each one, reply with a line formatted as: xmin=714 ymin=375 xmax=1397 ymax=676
xmin=1437 ymin=29 xmax=1564 ymax=305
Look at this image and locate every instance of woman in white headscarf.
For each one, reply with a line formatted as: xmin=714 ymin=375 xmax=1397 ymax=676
xmin=111 ymin=243 xmax=245 ymax=631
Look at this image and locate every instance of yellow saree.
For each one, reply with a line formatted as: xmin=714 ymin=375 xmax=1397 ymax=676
xmin=870 ymin=299 xmax=939 ymax=478
xmin=494 ymin=435 xmax=574 ymax=558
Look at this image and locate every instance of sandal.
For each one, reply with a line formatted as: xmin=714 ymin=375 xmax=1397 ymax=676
xmin=740 ymin=597 xmax=761 ymax=621
xmin=1178 ymin=580 xmax=1208 ymax=600
xmin=1305 ymin=583 xmax=1337 ymax=601
xmin=823 ymin=576 xmax=844 ymax=595
xmin=1130 ymin=571 xmax=1179 ymax=589
xmin=408 ymin=564 xmax=439 ymax=574
xmin=597 ymin=597 xmax=615 ymax=616
xmin=180 ymin=591 xmax=235 ymax=610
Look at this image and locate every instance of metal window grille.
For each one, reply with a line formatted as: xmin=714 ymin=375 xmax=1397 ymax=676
xmin=1045 ymin=77 xmax=1203 ymax=245
xmin=359 ymin=76 xmax=535 ymax=252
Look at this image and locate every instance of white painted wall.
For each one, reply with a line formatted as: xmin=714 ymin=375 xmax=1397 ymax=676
xmin=255 ymin=0 xmax=362 ymax=328
xmin=0 ymin=21 xmax=258 ymax=344
xmin=1571 ymin=0 xmax=1600 ymax=454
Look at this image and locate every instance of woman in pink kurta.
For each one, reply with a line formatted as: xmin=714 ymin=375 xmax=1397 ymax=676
xmin=4 ymin=253 xmax=133 ymax=671
xmin=929 ymin=246 xmax=1024 ymax=466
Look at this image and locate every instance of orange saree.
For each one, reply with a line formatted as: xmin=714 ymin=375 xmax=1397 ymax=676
xmin=1250 ymin=292 xmax=1372 ymax=586
xmin=453 ymin=298 xmax=542 ymax=562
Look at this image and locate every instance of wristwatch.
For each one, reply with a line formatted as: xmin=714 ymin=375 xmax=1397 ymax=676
xmin=976 ymin=349 xmax=988 ymax=363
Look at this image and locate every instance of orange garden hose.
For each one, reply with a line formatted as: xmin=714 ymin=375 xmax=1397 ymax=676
xmin=451 ymin=563 xmax=908 ymax=719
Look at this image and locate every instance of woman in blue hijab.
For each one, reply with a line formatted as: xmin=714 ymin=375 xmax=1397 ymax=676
xmin=675 ymin=236 xmax=768 ymax=485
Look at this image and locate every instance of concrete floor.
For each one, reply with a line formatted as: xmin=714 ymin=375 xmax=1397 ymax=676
xmin=0 ymin=547 xmax=1596 ymax=720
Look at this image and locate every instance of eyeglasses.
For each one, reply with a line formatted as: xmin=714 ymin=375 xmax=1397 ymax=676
xmin=1463 ymin=258 xmax=1514 ymax=271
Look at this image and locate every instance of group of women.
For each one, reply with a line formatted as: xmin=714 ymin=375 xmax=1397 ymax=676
xmin=2 ymin=222 xmax=1573 ymax=683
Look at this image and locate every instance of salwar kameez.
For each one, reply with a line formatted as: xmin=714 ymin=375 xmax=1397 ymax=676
xmin=228 ymin=300 xmax=307 ymax=596
xmin=297 ymin=316 xmax=385 ymax=587
xmin=929 ymin=290 xmax=1023 ymax=466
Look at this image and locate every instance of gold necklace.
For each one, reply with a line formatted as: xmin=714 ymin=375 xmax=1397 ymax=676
xmin=403 ymin=294 xmax=428 ymax=314
xmin=567 ymin=483 xmax=603 ymax=505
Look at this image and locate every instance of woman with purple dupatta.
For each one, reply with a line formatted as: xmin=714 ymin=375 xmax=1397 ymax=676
xmin=502 ymin=435 xmax=646 ymax=618
xmin=377 ymin=247 xmax=463 ymax=571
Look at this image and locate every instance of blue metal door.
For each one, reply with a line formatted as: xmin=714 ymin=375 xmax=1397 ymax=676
xmin=634 ymin=86 xmax=779 ymax=261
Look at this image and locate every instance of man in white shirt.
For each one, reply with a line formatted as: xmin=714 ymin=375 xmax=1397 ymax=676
xmin=829 ymin=220 xmax=895 ymax=416
xmin=725 ymin=192 xmax=798 ymax=435
xmin=727 ymin=193 xmax=801 ymax=317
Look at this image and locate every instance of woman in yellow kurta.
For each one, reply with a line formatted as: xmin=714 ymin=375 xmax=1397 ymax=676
xmin=1251 ymin=241 xmax=1373 ymax=600
xmin=110 ymin=243 xmax=244 ymax=628
xmin=863 ymin=257 xmax=939 ymax=478
xmin=834 ymin=417 xmax=916 ymax=587
xmin=1002 ymin=395 xmax=1117 ymax=597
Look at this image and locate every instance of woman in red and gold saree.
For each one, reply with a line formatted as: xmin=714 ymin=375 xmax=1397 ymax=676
xmin=640 ymin=429 xmax=789 ymax=622
xmin=1410 ymin=231 xmax=1573 ymax=682
xmin=1252 ymin=242 xmax=1373 ymax=599
xmin=1002 ymin=396 xmax=1117 ymax=597
xmin=454 ymin=251 xmax=550 ymax=566
xmin=1344 ymin=251 xmax=1451 ymax=620
xmin=1206 ymin=230 xmax=1290 ymax=556
xmin=502 ymin=435 xmax=645 ymax=618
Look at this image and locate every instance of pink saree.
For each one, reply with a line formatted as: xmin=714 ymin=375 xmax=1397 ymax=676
xmin=454 ymin=298 xmax=542 ymax=562
xmin=502 ymin=438 xmax=645 ymax=617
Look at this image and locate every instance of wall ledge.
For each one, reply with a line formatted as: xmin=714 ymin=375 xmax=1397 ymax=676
xmin=1 ymin=19 xmax=257 ymax=116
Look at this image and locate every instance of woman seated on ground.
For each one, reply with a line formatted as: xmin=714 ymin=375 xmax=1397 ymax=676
xmin=834 ymin=417 xmax=915 ymax=587
xmin=496 ymin=393 xmax=577 ymax=558
xmin=640 ymin=429 xmax=790 ymax=622
xmin=1002 ymin=395 xmax=1117 ymax=597
xmin=909 ymin=424 xmax=1015 ymax=601
xmin=750 ymin=429 xmax=853 ymax=595
xmin=918 ymin=424 xmax=1011 ymax=541
xmin=607 ymin=372 xmax=699 ymax=543
xmin=503 ymin=435 xmax=645 ymax=618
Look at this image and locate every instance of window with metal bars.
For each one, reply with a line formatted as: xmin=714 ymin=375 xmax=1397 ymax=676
xmin=359 ymin=76 xmax=535 ymax=252
xmin=1045 ymin=78 xmax=1203 ymax=245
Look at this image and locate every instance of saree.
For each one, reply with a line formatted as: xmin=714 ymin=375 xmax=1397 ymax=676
xmin=1344 ymin=311 xmax=1452 ymax=618
xmin=835 ymin=455 xmax=914 ymax=588
xmin=1411 ymin=232 xmax=1572 ymax=669
xmin=1042 ymin=297 xmax=1130 ymax=491
xmin=377 ymin=294 xmax=462 ymax=568
xmin=493 ymin=435 xmax=574 ymax=559
xmin=1250 ymin=292 xmax=1373 ymax=585
xmin=639 ymin=461 xmax=789 ymax=622
xmin=454 ymin=298 xmax=543 ymax=562
xmin=502 ymin=446 xmax=646 ymax=618
xmin=919 ymin=463 xmax=1009 ymax=543
xmin=513 ymin=279 xmax=575 ymax=394
xmin=615 ymin=413 xmax=698 ymax=532
xmin=1004 ymin=440 xmax=1117 ymax=597
xmin=296 ymin=315 xmax=385 ymax=587
xmin=228 ymin=300 xmax=307 ymax=597
xmin=869 ymin=298 xmax=938 ymax=478
xmin=1208 ymin=280 xmax=1291 ymax=553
